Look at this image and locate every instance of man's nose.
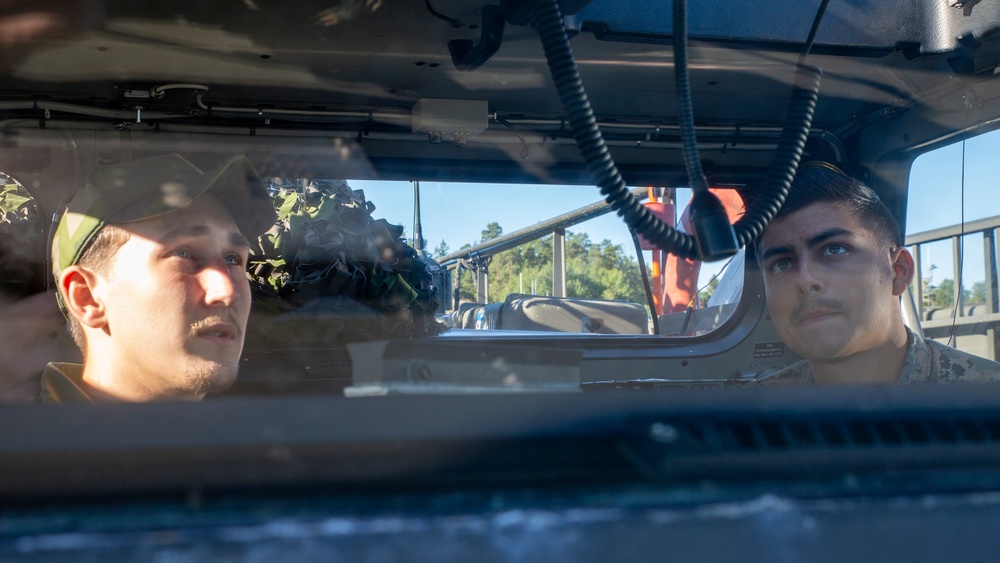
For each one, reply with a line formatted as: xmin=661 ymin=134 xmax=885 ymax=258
xmin=794 ymin=258 xmax=825 ymax=293
xmin=201 ymin=263 xmax=241 ymax=307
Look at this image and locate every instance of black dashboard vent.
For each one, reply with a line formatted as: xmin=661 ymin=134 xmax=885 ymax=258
xmin=675 ymin=416 xmax=1000 ymax=451
xmin=630 ymin=414 xmax=1000 ymax=480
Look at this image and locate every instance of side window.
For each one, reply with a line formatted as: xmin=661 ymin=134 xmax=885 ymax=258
xmin=907 ymin=129 xmax=1000 ymax=361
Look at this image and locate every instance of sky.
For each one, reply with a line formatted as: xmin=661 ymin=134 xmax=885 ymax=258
xmin=348 ymin=128 xmax=1000 ymax=296
xmin=907 ymin=128 xmax=1000 ymax=289
xmin=349 ymin=178 xmax=664 ymax=267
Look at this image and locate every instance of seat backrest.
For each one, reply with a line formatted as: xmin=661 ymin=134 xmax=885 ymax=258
xmin=499 ymin=293 xmax=648 ymax=334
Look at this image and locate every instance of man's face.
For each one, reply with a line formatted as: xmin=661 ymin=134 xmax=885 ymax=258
xmin=758 ymin=202 xmax=909 ymax=362
xmin=94 ymin=195 xmax=252 ymax=398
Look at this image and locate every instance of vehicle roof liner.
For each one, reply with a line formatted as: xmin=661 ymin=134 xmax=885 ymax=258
xmin=575 ymin=0 xmax=1000 ymax=56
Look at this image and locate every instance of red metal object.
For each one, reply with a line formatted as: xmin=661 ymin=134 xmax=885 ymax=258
xmin=639 ymin=188 xmax=675 ymax=316
xmin=637 ymin=201 xmax=675 ymax=251
xmin=662 ymin=188 xmax=744 ymax=314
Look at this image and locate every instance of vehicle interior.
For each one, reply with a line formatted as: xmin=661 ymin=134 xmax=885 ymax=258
xmin=6 ymin=0 xmax=1000 ymax=558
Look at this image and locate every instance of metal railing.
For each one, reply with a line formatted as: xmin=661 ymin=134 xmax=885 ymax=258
xmin=437 ymin=187 xmax=648 ymax=304
xmin=907 ymin=214 xmax=1000 ymax=360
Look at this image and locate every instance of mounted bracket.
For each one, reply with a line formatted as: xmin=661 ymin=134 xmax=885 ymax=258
xmin=448 ymin=1 xmax=593 ymax=71
xmin=448 ymin=5 xmax=506 ymax=71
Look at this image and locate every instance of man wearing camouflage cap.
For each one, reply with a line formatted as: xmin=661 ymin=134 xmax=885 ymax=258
xmin=44 ymin=154 xmax=275 ymax=402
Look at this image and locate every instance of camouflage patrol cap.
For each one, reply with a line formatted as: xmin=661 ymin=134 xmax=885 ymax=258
xmin=51 ymin=154 xmax=276 ymax=282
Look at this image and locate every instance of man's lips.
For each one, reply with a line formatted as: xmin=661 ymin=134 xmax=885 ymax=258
xmin=790 ymin=298 xmax=847 ymax=326
xmin=796 ymin=310 xmax=840 ymax=325
xmin=191 ymin=318 xmax=241 ymax=344
xmin=196 ymin=323 xmax=236 ymax=339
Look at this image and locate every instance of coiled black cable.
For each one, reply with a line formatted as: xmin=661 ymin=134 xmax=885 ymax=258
xmin=733 ymin=66 xmax=821 ymax=247
xmin=530 ymin=0 xmax=823 ymax=259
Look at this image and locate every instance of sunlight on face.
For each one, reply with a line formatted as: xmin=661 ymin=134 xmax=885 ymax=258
xmin=92 ymin=195 xmax=252 ymax=400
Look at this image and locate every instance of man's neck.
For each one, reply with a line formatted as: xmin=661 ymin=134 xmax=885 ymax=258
xmin=80 ymin=357 xmax=149 ymax=401
xmin=75 ymin=373 xmax=125 ymax=402
xmin=808 ymin=325 xmax=910 ymax=385
xmin=81 ymin=350 xmax=204 ymax=402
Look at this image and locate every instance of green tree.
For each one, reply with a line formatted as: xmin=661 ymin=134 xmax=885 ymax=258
xmin=452 ymin=268 xmax=477 ymax=303
xmin=970 ymin=280 xmax=989 ymax=304
xmin=481 ymin=222 xmax=503 ymax=242
xmin=488 ymin=235 xmax=551 ymax=299
xmin=476 ymin=226 xmax=645 ymax=305
xmin=930 ymin=278 xmax=972 ymax=308
xmin=433 ymin=239 xmax=450 ymax=258
xmin=567 ymin=236 xmax=644 ymax=303
xmin=699 ymin=277 xmax=720 ymax=306
xmin=931 ymin=279 xmax=954 ymax=308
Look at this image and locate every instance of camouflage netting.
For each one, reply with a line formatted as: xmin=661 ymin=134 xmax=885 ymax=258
xmin=0 ymin=173 xmax=44 ymax=299
xmin=246 ymin=179 xmax=445 ymax=348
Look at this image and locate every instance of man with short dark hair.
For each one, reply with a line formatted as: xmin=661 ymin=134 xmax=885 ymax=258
xmin=43 ymin=154 xmax=276 ymax=402
xmin=757 ymin=163 xmax=1000 ymax=384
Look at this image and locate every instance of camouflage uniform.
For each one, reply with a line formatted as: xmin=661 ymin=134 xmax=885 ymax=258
xmin=763 ymin=327 xmax=1000 ymax=384
xmin=36 ymin=363 xmax=91 ymax=403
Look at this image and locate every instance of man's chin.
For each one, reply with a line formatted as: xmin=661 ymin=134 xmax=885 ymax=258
xmin=790 ymin=337 xmax=853 ymax=363
xmin=179 ymin=359 xmax=240 ymax=396
xmin=201 ymin=370 xmax=238 ymax=394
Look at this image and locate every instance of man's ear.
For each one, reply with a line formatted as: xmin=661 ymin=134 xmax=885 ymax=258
xmin=890 ymin=247 xmax=915 ymax=296
xmin=60 ymin=266 xmax=108 ymax=329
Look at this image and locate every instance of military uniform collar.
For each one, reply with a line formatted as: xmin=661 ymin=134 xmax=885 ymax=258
xmin=38 ymin=362 xmax=92 ymax=403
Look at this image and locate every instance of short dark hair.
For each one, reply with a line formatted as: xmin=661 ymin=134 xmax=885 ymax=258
xmin=65 ymin=224 xmax=130 ymax=355
xmin=755 ymin=163 xmax=903 ymax=257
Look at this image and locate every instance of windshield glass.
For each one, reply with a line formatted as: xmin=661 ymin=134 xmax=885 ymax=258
xmin=14 ymin=7 xmax=1000 ymax=560
xmin=3 ymin=0 xmax=1000 ymax=498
